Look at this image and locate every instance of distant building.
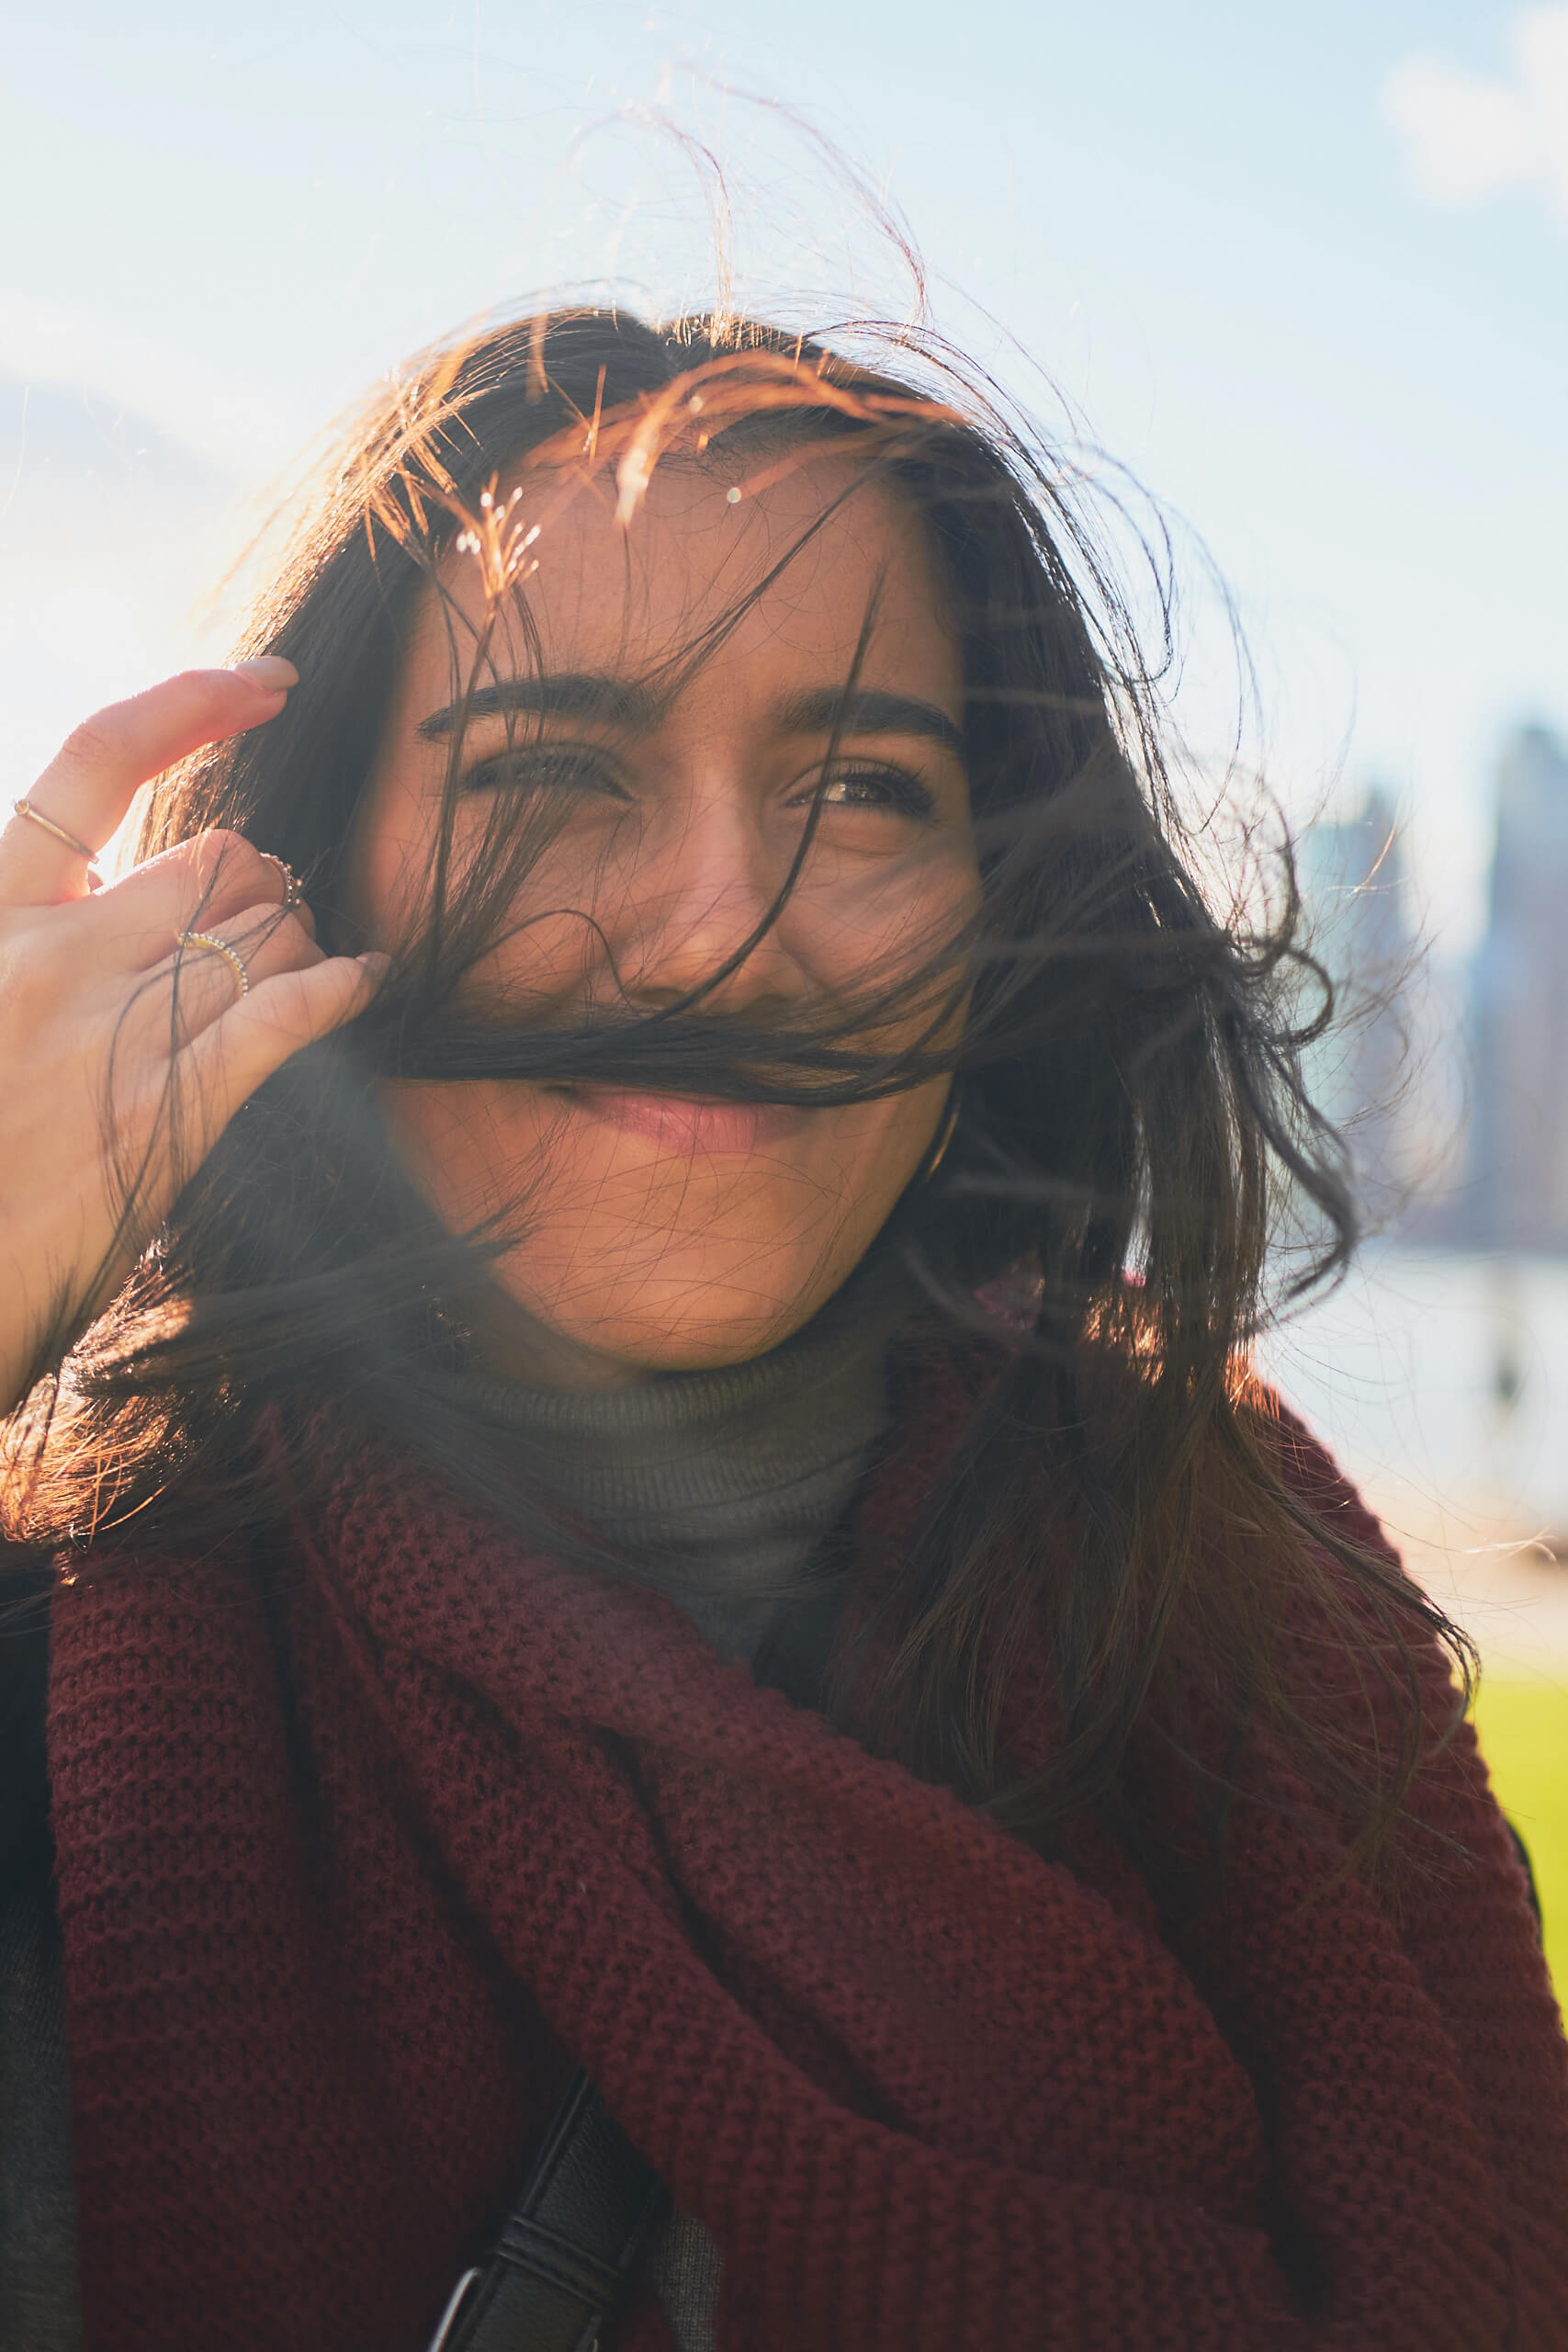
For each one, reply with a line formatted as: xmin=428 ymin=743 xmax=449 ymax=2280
xmin=1298 ymin=785 xmax=1413 ymax=1222
xmin=1465 ymin=724 xmax=1568 ymax=1250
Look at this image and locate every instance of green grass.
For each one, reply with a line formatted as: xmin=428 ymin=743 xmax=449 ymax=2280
xmin=1469 ymin=1677 xmax=1568 ymax=2006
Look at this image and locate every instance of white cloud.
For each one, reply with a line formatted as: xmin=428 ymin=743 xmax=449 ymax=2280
xmin=1382 ymin=6 xmax=1568 ymax=226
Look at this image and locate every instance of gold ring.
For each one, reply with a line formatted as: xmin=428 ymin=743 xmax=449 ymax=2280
xmin=257 ymin=849 xmax=301 ymax=909
xmin=12 ymin=796 xmax=97 ymax=863
xmin=177 ymin=929 xmax=251 ymax=1001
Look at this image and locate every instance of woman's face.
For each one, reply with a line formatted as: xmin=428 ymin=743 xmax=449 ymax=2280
xmin=353 ymin=453 xmax=980 ymax=1387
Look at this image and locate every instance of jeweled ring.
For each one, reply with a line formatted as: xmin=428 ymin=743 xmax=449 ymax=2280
xmin=12 ymin=796 xmax=97 ymax=863
xmin=258 ymin=849 xmax=301 ymax=909
xmin=177 ymin=929 xmax=251 ymax=1001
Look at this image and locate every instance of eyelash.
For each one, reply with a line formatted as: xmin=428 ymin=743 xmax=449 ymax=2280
xmin=460 ymin=747 xmax=938 ymax=822
xmin=462 ymin=747 xmax=626 ymax=799
xmin=788 ymin=765 xmax=937 ymax=820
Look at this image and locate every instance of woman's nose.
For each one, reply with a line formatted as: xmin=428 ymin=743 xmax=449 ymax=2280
xmin=615 ymin=787 xmax=802 ymax=1011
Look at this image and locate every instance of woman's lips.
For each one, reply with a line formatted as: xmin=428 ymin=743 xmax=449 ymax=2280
xmin=555 ymin=1087 xmax=808 ymax=1155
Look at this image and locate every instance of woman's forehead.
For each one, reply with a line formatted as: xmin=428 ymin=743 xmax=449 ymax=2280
xmin=412 ymin=450 xmax=959 ymax=696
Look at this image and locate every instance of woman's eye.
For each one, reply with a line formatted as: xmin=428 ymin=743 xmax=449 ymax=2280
xmin=795 ymin=766 xmax=937 ymax=820
xmin=463 ymin=746 xmax=626 ymax=799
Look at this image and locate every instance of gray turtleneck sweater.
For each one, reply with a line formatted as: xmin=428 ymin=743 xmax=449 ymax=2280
xmin=457 ymin=1248 xmax=909 ymax=1656
xmin=0 ymin=1254 xmax=915 ymax=2352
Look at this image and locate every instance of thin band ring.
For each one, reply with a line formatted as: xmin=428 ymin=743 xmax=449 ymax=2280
xmin=12 ymin=796 xmax=97 ymax=864
xmin=177 ymin=929 xmax=251 ymax=1001
xmin=257 ymin=850 xmax=301 ymax=909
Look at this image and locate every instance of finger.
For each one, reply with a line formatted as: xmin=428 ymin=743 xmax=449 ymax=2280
xmin=85 ymin=828 xmax=316 ymax=963
xmin=0 ymin=660 xmax=299 ymax=909
xmin=177 ymin=952 xmax=389 ymax=1145
xmin=133 ymin=903 xmax=327 ymax=1045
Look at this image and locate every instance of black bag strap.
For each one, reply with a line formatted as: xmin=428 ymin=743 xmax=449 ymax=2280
xmin=1506 ymin=1816 xmax=1544 ymax=1937
xmin=427 ymin=2069 xmax=666 ymax=2352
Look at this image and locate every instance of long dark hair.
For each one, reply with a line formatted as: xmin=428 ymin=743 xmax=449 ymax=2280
xmin=6 ymin=306 xmax=1476 ymax=1902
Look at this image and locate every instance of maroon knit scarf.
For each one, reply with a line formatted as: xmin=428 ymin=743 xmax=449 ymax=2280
xmin=46 ymin=1376 xmax=1568 ymax=2351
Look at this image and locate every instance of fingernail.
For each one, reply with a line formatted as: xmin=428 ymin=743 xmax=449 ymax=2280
xmin=233 ymin=655 xmax=299 ymax=693
xmin=356 ymin=951 xmax=392 ymax=978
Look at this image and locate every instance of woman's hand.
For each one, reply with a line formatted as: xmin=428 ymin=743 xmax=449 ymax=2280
xmin=0 ymin=662 xmax=385 ymax=1420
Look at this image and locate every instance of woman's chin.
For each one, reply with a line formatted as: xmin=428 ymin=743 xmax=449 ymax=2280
xmin=396 ymin=1091 xmax=930 ymax=1385
xmin=481 ymin=1248 xmax=856 ymax=1386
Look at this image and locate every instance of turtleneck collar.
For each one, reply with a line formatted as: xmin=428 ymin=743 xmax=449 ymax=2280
xmin=454 ymin=1247 xmax=920 ymax=1660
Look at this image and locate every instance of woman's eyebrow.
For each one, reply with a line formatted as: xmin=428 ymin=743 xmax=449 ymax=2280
xmin=416 ymin=673 xmax=661 ymax=740
xmin=415 ymin=674 xmax=966 ymax=759
xmin=773 ymin=687 xmax=965 ymax=760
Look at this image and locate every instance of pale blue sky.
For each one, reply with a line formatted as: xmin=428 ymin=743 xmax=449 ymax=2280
xmin=3 ymin=0 xmax=1563 ymax=950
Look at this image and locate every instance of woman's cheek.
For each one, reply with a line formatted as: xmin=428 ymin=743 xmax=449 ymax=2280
xmin=379 ymin=1082 xmax=541 ymax=1230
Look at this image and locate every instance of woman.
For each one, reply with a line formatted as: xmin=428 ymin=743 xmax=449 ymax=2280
xmin=0 ymin=308 xmax=1563 ymax=2352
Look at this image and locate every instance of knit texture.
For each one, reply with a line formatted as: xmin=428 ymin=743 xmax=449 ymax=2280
xmin=45 ymin=1366 xmax=1568 ymax=2352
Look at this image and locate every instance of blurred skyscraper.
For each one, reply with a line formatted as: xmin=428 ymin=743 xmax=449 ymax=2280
xmin=1465 ymin=725 xmax=1568 ymax=1251
xmin=1298 ymin=785 xmax=1414 ymax=1227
